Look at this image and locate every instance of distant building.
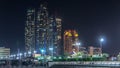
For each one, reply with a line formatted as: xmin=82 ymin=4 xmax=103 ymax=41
xmin=79 ymin=47 xmax=88 ymax=54
xmin=89 ymin=46 xmax=102 ymax=56
xmin=64 ymin=30 xmax=79 ymax=55
xmin=117 ymin=52 xmax=120 ymax=61
xmin=0 ymin=47 xmax=10 ymax=59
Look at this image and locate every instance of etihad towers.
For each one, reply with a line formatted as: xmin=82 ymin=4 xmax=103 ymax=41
xmin=25 ymin=3 xmax=62 ymax=56
xmin=25 ymin=9 xmax=36 ymax=52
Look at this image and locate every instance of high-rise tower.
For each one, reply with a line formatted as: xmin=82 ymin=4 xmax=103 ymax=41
xmin=64 ymin=30 xmax=79 ymax=55
xmin=36 ymin=4 xmax=49 ymax=54
xmin=25 ymin=9 xmax=36 ymax=52
xmin=25 ymin=3 xmax=62 ymax=56
xmin=55 ymin=18 xmax=62 ymax=55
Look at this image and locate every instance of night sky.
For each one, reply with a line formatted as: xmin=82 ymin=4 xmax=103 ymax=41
xmin=0 ymin=0 xmax=120 ymax=55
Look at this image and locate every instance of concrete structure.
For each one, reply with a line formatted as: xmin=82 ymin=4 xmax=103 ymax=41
xmin=0 ymin=47 xmax=10 ymax=59
xmin=89 ymin=46 xmax=102 ymax=56
xmin=79 ymin=47 xmax=88 ymax=54
xmin=48 ymin=61 xmax=120 ymax=68
xmin=64 ymin=30 xmax=79 ymax=55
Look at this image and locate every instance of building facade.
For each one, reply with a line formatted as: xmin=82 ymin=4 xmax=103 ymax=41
xmin=0 ymin=47 xmax=10 ymax=59
xmin=89 ymin=46 xmax=102 ymax=56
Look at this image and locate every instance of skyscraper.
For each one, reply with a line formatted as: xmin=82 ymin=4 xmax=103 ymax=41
xmin=25 ymin=3 xmax=62 ymax=56
xmin=36 ymin=4 xmax=49 ymax=54
xmin=51 ymin=17 xmax=62 ymax=56
xmin=64 ymin=30 xmax=79 ymax=55
xmin=25 ymin=9 xmax=36 ymax=52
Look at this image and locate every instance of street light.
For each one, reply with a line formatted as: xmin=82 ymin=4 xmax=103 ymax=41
xmin=19 ymin=53 xmax=22 ymax=56
xmin=19 ymin=53 xmax=23 ymax=59
xmin=28 ymin=51 xmax=31 ymax=55
xmin=40 ymin=49 xmax=45 ymax=54
xmin=100 ymin=38 xmax=104 ymax=54
xmin=100 ymin=38 xmax=104 ymax=42
xmin=34 ymin=50 xmax=37 ymax=54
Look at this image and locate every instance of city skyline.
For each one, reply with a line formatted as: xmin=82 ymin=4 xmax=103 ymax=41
xmin=0 ymin=0 xmax=120 ymax=55
xmin=25 ymin=3 xmax=62 ymax=56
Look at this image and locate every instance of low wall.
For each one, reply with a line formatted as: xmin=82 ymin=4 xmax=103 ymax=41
xmin=48 ymin=61 xmax=120 ymax=67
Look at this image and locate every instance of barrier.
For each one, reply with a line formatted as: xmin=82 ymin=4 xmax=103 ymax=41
xmin=48 ymin=61 xmax=120 ymax=67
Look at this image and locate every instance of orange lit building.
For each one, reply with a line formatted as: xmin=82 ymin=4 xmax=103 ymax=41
xmin=64 ymin=30 xmax=79 ymax=55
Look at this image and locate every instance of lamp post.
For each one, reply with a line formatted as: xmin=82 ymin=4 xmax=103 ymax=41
xmin=100 ymin=38 xmax=104 ymax=54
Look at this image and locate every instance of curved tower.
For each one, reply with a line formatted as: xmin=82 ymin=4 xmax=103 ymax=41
xmin=64 ymin=30 xmax=79 ymax=55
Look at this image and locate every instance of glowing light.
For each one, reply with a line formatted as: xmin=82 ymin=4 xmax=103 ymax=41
xmin=68 ymin=33 xmax=72 ymax=36
xmin=65 ymin=32 xmax=69 ymax=35
xmin=41 ymin=49 xmax=45 ymax=53
xmin=24 ymin=52 xmax=26 ymax=55
xmin=58 ymin=57 xmax=62 ymax=59
xmin=53 ymin=57 xmax=57 ymax=59
xmin=49 ymin=48 xmax=53 ymax=51
xmin=76 ymin=42 xmax=81 ymax=46
xmin=100 ymin=38 xmax=104 ymax=42
xmin=74 ymin=34 xmax=78 ymax=37
xmin=34 ymin=51 xmax=37 ymax=53
xmin=19 ymin=53 xmax=23 ymax=56
xmin=28 ymin=51 xmax=31 ymax=54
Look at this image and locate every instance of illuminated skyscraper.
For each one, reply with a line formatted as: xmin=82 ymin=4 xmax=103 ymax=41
xmin=25 ymin=3 xmax=62 ymax=56
xmin=64 ymin=30 xmax=79 ymax=55
xmin=46 ymin=16 xmax=62 ymax=56
xmin=25 ymin=9 xmax=35 ymax=52
xmin=54 ymin=18 xmax=62 ymax=56
xmin=36 ymin=4 xmax=49 ymax=54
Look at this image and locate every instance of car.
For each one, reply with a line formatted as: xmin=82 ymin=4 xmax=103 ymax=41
xmin=0 ymin=60 xmax=7 ymax=65
xmin=22 ymin=60 xmax=33 ymax=66
xmin=11 ymin=60 xmax=20 ymax=66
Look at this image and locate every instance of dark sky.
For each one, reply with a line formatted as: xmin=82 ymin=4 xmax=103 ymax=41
xmin=0 ymin=0 xmax=120 ymax=55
